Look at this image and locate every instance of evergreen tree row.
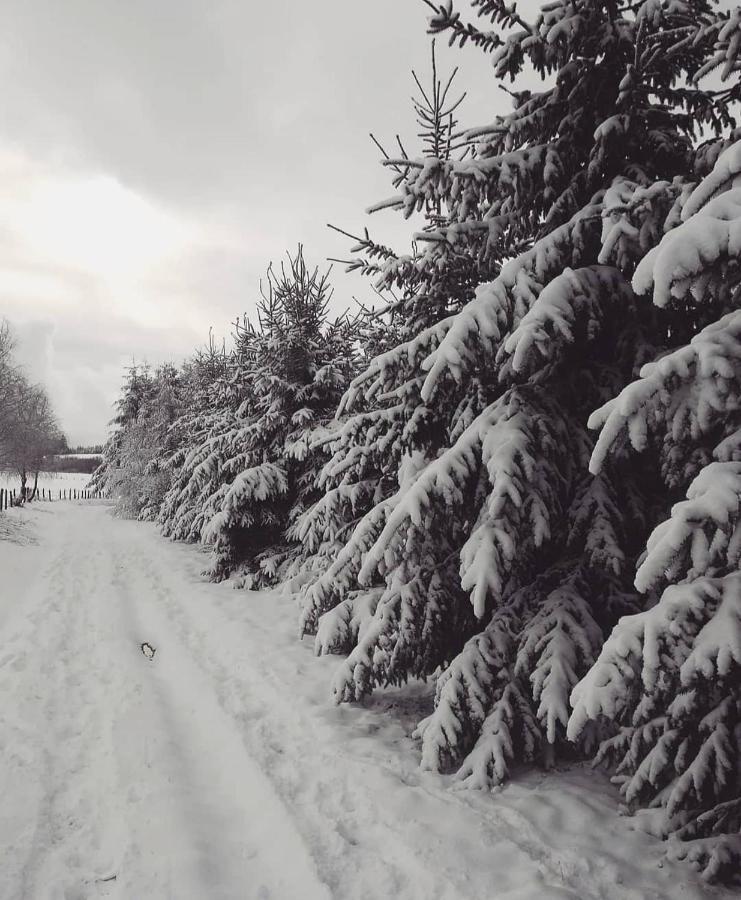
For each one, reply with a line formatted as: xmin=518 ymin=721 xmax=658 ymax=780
xmin=93 ymin=0 xmax=741 ymax=881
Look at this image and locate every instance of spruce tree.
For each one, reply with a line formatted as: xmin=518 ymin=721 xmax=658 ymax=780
xmin=156 ymin=335 xmax=243 ymax=544
xmin=298 ymin=0 xmax=739 ymax=810
xmin=569 ymin=137 xmax=741 ymax=882
xmin=330 ymin=40 xmax=489 ymax=337
xmin=297 ymin=46 xmax=493 ymax=685
xmin=91 ymin=363 xmax=154 ymax=509
xmin=92 ymin=363 xmax=185 ymax=517
xmin=158 ymin=247 xmax=359 ymax=583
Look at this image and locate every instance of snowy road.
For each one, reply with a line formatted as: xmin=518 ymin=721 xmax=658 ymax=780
xmin=0 ymin=504 xmax=734 ymax=900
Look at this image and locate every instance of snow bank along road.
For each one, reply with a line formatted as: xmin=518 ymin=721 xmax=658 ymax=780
xmin=0 ymin=504 xmax=735 ymax=900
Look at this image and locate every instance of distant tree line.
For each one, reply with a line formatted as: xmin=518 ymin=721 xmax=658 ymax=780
xmin=67 ymin=443 xmax=104 ymax=455
xmin=43 ymin=455 xmax=102 ymax=475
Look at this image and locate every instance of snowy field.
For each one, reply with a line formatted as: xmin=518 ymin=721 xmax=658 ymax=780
xmin=0 ymin=471 xmax=92 ymax=497
xmin=0 ymin=502 xmax=736 ymax=900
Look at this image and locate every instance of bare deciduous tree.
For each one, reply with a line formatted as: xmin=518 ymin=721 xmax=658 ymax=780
xmin=0 ymin=320 xmax=64 ymax=501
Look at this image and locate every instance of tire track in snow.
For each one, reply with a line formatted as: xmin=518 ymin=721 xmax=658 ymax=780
xmin=126 ymin=551 xmax=451 ymax=899
xmin=104 ymin=538 xmax=332 ymax=900
xmin=119 ymin=521 xmax=730 ymax=900
xmin=124 ymin=536 xmax=559 ymax=900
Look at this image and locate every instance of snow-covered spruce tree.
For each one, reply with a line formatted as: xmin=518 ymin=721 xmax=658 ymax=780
xmin=295 ymin=45 xmax=500 ymax=675
xmin=90 ymin=363 xmax=151 ymax=500
xmin=298 ymin=0 xmax=738 ymax=789
xmin=330 ymin=39 xmax=498 ymax=338
xmin=92 ymin=363 xmax=185 ymax=518
xmin=155 ymin=335 xmax=239 ymax=540
xmin=135 ymin=364 xmax=186 ymax=520
xmin=158 ymin=247 xmax=359 ymax=584
xmin=568 ymin=137 xmax=741 ymax=882
xmin=279 ymin=50 xmax=488 ymax=605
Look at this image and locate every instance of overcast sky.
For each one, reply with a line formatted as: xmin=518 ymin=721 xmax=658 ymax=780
xmin=0 ymin=0 xmax=509 ymax=445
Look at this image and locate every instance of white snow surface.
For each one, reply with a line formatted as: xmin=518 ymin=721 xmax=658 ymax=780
xmin=0 ymin=472 xmax=92 ymax=496
xmin=0 ymin=503 xmax=736 ymax=900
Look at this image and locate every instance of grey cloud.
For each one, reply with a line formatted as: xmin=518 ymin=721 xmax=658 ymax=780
xmin=0 ymin=0 xmax=508 ymax=444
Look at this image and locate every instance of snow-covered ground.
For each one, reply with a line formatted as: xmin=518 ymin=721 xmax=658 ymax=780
xmin=0 ymin=503 xmax=735 ymax=900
